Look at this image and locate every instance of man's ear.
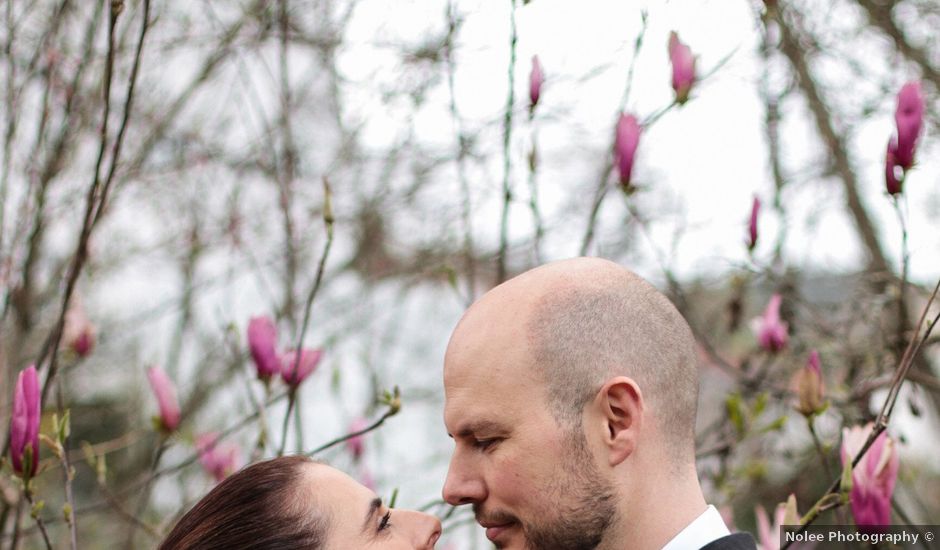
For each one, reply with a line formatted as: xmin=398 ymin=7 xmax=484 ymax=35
xmin=593 ymin=376 xmax=643 ymax=467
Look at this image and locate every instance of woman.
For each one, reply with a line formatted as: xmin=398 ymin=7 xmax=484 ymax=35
xmin=160 ymin=455 xmax=442 ymax=549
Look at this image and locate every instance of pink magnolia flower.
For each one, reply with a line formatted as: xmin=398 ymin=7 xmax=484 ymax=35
xmin=719 ymin=506 xmax=736 ymax=532
xmin=747 ymin=196 xmax=761 ymax=251
xmin=756 ymin=294 xmax=788 ymax=352
xmin=9 ymin=365 xmax=41 ymax=477
xmin=755 ymin=503 xmax=785 ymax=550
xmin=63 ymin=301 xmax=96 ymax=358
xmin=757 ymin=294 xmax=789 ymax=353
xmin=615 ymin=113 xmax=641 ymax=188
xmin=793 ymin=350 xmax=825 ymax=417
xmin=247 ymin=316 xmax=279 ymax=380
xmin=894 ymin=81 xmax=925 ymax=170
xmin=529 ymin=55 xmax=544 ymax=112
xmin=147 ymin=366 xmax=181 ymax=432
xmin=280 ymin=348 xmax=323 ymax=387
xmin=841 ymin=424 xmax=899 ymax=526
xmin=347 ymin=417 xmax=370 ymax=461
xmin=885 ymin=140 xmax=903 ymax=196
xmin=756 ymin=495 xmax=800 ymax=550
xmin=196 ymin=433 xmax=240 ymax=482
xmin=668 ymin=31 xmax=696 ymax=104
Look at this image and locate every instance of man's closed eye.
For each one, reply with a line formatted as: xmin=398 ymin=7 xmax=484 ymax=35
xmin=473 ymin=438 xmax=501 ymax=450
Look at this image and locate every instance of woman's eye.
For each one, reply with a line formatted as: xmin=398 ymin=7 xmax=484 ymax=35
xmin=378 ymin=510 xmax=392 ymax=531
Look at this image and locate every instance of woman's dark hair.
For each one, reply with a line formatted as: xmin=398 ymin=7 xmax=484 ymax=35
xmin=160 ymin=455 xmax=328 ymax=550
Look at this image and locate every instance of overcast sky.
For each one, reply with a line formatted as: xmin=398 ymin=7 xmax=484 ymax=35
xmin=339 ymin=0 xmax=938 ymax=285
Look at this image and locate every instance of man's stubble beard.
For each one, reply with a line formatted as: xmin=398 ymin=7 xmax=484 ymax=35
xmin=519 ymin=428 xmax=617 ymax=550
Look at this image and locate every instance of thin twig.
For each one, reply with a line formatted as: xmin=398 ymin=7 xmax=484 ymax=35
xmin=278 ymin=389 xmax=296 ymax=457
xmin=37 ymin=0 xmax=152 ymax=408
xmin=23 ymin=490 xmax=54 ymax=550
xmin=770 ymin=4 xmax=888 ymax=274
xmin=0 ymin=0 xmax=104 ymax=329
xmin=856 ymin=0 xmax=940 ymax=92
xmin=93 ymin=0 xmax=152 ymax=229
xmin=166 ymin=218 xmax=201 ymax=379
xmin=0 ymin=0 xmax=124 ymax=487
xmin=305 ymin=405 xmax=398 ymax=457
xmin=443 ymin=1 xmax=476 ymax=303
xmin=877 ymin=278 xmax=940 ymax=423
xmin=527 ymin=131 xmax=543 ymax=264
xmin=276 ymin=0 xmax=299 ymax=327
xmin=15 ymin=392 xmax=288 ymax=537
xmin=755 ymin=4 xmax=791 ymax=267
xmin=279 ymin=178 xmax=335 ymax=456
xmin=97 ymin=481 xmax=161 ymax=540
xmin=496 ymin=0 xmax=518 ymax=284
xmin=891 ymin=195 xmax=910 ymax=361
xmin=56 ymin=379 xmax=78 ymax=550
xmin=124 ymin=439 xmax=166 ymax=546
xmin=10 ymin=497 xmax=23 ymax=549
xmin=0 ymin=0 xmax=19 ymax=256
xmin=579 ymin=12 xmax=648 ymax=256
xmin=806 ymin=416 xmax=833 ymax=481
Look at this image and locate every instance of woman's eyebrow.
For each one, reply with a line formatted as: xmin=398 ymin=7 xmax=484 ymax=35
xmin=361 ymin=497 xmax=383 ymax=534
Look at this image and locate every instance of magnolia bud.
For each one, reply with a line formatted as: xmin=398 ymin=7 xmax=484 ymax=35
xmin=755 ymin=294 xmax=788 ymax=353
xmin=668 ymin=32 xmax=696 ymax=104
xmin=793 ymin=350 xmax=825 ymax=417
xmin=747 ymin=196 xmax=761 ymax=251
xmin=247 ymin=316 xmax=279 ymax=381
xmin=147 ymin=366 xmax=181 ymax=432
xmin=280 ymin=348 xmax=324 ymax=387
xmin=615 ymin=114 xmax=641 ymax=189
xmin=528 ymin=55 xmax=544 ymax=113
xmin=894 ymin=81 xmax=925 ymax=170
xmin=9 ymin=366 xmax=41 ymax=478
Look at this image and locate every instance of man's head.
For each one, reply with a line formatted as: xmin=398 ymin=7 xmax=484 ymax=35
xmin=442 ymin=258 xmax=701 ymax=550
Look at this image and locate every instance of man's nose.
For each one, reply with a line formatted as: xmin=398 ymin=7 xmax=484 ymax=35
xmin=442 ymin=456 xmax=486 ymax=506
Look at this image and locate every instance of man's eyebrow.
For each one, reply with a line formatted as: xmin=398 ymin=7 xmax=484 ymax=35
xmin=449 ymin=420 xmax=506 ymax=439
xmin=361 ymin=497 xmax=382 ymax=534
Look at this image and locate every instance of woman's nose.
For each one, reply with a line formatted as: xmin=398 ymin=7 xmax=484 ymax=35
xmin=400 ymin=510 xmax=442 ymax=548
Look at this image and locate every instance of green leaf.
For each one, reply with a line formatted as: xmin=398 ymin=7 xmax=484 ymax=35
xmin=758 ymin=415 xmax=788 ymax=434
xmin=440 ymin=265 xmax=458 ymax=293
xmin=753 ymin=392 xmax=769 ymax=417
xmin=81 ymin=441 xmax=97 ymax=468
xmin=725 ymin=393 xmax=745 ymax=436
xmin=331 ymin=366 xmax=342 ymax=394
xmin=97 ymin=453 xmax=108 ymax=485
xmin=30 ymin=499 xmax=45 ymax=519
xmin=21 ymin=444 xmax=34 ymax=482
xmin=59 ymin=410 xmax=71 ymax=443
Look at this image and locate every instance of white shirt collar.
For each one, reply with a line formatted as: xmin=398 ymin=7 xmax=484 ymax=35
xmin=661 ymin=505 xmax=731 ymax=550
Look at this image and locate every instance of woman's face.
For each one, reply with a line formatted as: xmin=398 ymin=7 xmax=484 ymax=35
xmin=303 ymin=463 xmax=441 ymax=549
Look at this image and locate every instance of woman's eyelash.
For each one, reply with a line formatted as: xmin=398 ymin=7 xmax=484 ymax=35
xmin=379 ymin=510 xmax=392 ymax=531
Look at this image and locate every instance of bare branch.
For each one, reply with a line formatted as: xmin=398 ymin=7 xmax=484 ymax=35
xmin=770 ymin=3 xmax=889 ymax=275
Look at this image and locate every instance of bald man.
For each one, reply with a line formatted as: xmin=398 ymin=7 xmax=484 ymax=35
xmin=442 ymin=258 xmax=756 ymax=550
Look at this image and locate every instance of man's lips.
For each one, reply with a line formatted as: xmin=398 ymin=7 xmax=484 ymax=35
xmin=480 ymin=521 xmax=515 ymax=542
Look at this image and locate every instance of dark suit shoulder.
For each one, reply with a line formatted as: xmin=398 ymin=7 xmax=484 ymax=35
xmin=698 ymin=532 xmax=758 ymax=550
